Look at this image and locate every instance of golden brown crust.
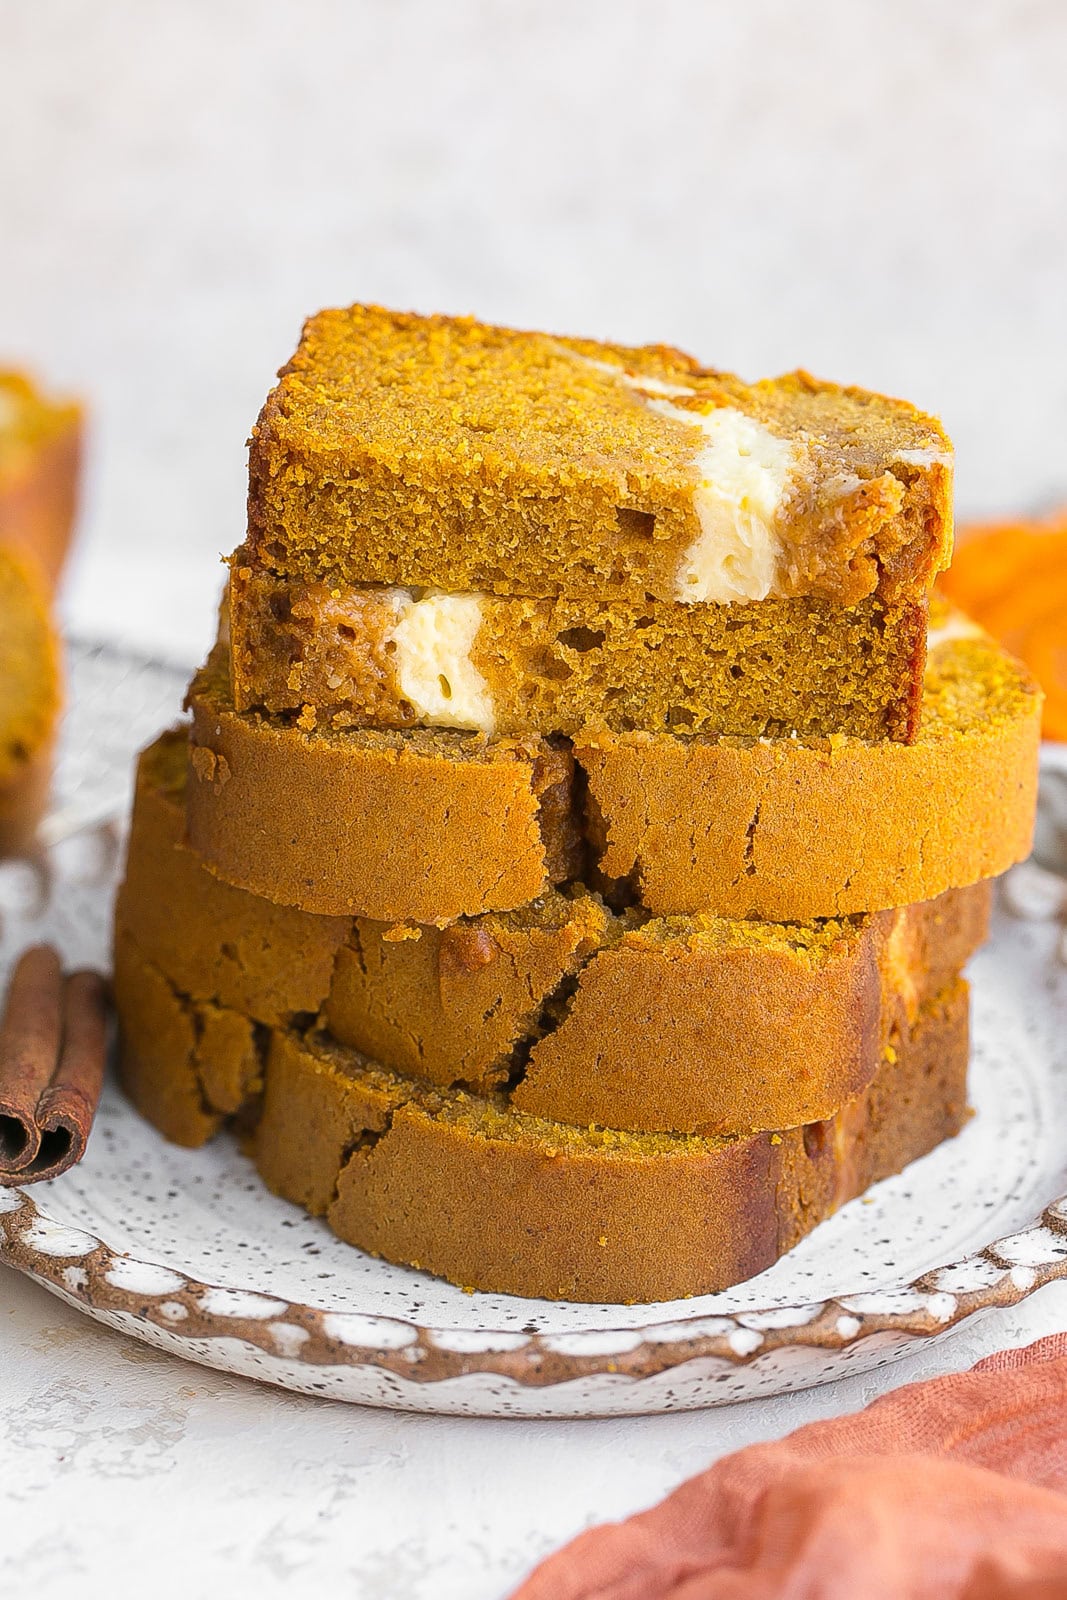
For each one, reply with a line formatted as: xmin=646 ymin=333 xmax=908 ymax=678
xmin=114 ymin=928 xmax=262 ymax=1149
xmin=113 ymin=844 xmax=970 ymax=1299
xmin=185 ymin=626 xmax=1037 ymax=925
xmin=184 ymin=649 xmax=582 ymax=922
xmin=580 ymin=632 xmax=1041 ymax=918
xmin=121 ymin=732 xmax=986 ymax=1137
xmin=246 ymin=306 xmax=952 ymax=609
xmin=251 ymin=983 xmax=970 ymax=1302
xmin=505 ymin=919 xmax=885 ymax=1133
xmin=879 ymin=881 xmax=992 ymax=1030
xmin=328 ymin=883 xmax=986 ymax=1134
xmin=116 ymin=728 xmax=350 ymax=1026
xmin=832 ymin=985 xmax=970 ymax=1204
xmin=508 ymin=889 xmax=985 ymax=1135
xmin=229 ymin=556 xmax=927 ymax=744
xmin=327 ymin=889 xmax=618 ymax=1093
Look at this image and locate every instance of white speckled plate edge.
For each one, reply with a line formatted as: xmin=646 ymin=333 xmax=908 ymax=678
xmin=1 ymin=642 xmax=1066 ymax=1417
xmin=4 ymin=1178 xmax=1067 ymax=1416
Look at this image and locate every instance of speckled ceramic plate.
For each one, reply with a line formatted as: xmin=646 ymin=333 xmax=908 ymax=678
xmin=1 ymin=641 xmax=1066 ymax=1418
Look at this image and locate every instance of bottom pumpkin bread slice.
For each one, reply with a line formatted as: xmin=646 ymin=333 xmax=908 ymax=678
xmin=115 ymin=915 xmax=970 ymax=1303
xmin=255 ymin=985 xmax=968 ymax=1302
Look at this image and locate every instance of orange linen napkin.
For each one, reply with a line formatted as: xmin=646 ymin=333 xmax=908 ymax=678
xmin=512 ymin=1335 xmax=1067 ymax=1599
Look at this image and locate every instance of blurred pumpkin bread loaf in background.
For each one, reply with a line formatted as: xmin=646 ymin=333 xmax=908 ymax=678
xmin=0 ymin=370 xmax=82 ymax=851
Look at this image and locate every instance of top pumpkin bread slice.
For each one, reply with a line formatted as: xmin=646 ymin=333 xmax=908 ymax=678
xmin=247 ymin=305 xmax=952 ymax=612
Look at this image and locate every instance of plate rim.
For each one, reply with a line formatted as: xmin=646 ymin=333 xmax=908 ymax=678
xmin=4 ymin=1163 xmax=1067 ymax=1390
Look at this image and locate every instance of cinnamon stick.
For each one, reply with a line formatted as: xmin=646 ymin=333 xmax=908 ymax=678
xmin=0 ymin=946 xmax=109 ymax=1185
xmin=28 ymin=970 xmax=110 ymax=1181
xmin=0 ymin=946 xmax=62 ymax=1172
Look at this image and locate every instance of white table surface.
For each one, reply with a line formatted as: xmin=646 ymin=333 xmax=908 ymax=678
xmin=2 ymin=1267 xmax=1066 ymax=1600
xmin=4 ymin=4 xmax=1067 ymax=1594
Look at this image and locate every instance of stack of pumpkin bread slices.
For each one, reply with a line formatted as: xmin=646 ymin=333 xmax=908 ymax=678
xmin=114 ymin=308 xmax=1042 ymax=1303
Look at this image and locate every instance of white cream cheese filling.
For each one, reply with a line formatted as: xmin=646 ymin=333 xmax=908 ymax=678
xmin=386 ymin=591 xmax=495 ymax=733
xmin=576 ymin=356 xmax=696 ymax=401
xmin=569 ymin=350 xmax=797 ymax=605
xmin=646 ymin=400 xmax=797 ymax=604
xmin=893 ymin=446 xmax=954 ymax=470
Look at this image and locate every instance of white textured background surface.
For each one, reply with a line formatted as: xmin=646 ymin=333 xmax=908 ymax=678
xmin=1 ymin=0 xmax=1067 ymax=661
xmin=2 ymin=3 xmax=1067 ymax=1595
xmin=3 ymin=1275 xmax=1067 ymax=1599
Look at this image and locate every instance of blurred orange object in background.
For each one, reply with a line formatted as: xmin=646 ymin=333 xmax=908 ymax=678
xmin=940 ymin=509 xmax=1067 ymax=742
